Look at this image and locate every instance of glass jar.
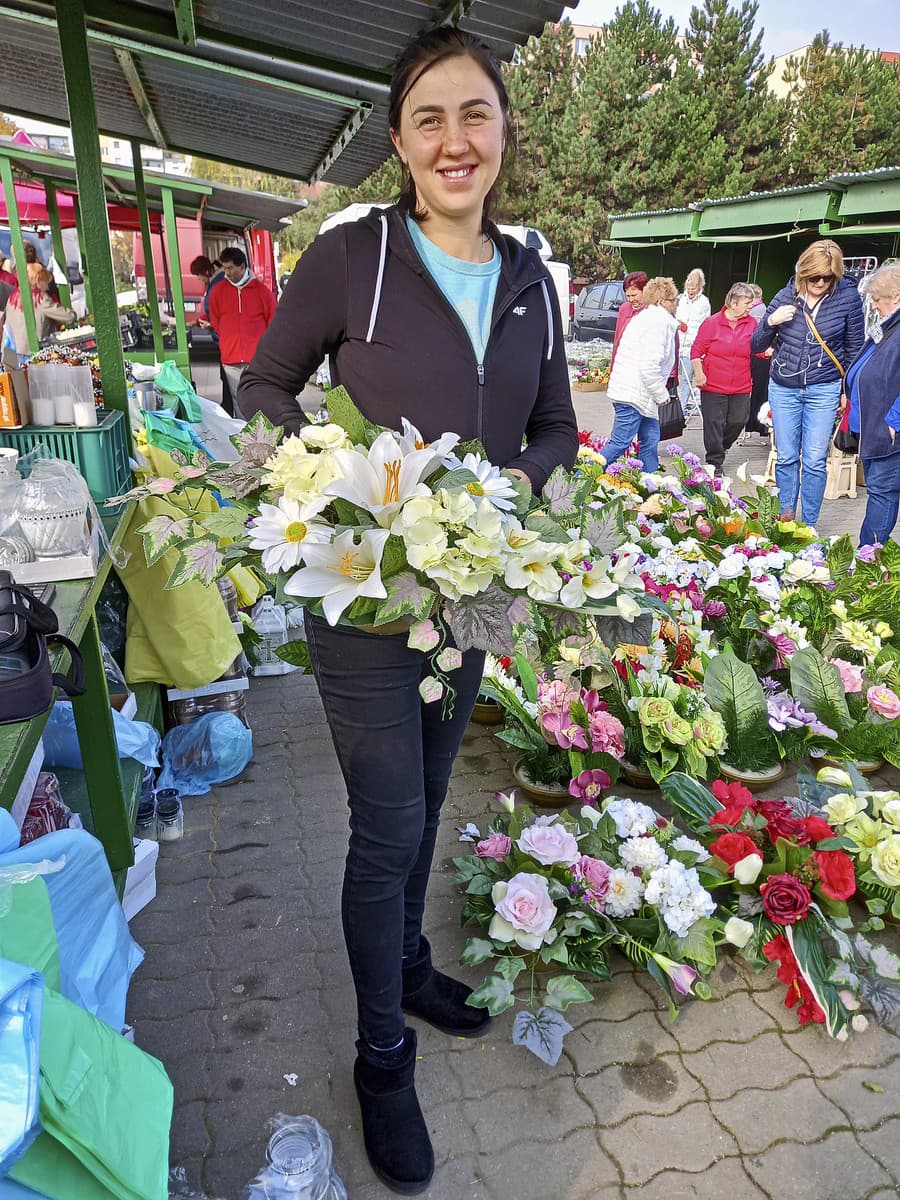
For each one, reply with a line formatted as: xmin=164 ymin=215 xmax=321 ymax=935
xmin=155 ymin=789 xmax=183 ymax=841
xmin=134 ymin=795 xmax=157 ymax=840
xmin=245 ymin=1118 xmax=347 ymax=1200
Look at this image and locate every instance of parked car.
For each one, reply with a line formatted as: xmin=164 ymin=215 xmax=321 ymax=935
xmin=572 ymin=280 xmax=625 ymax=342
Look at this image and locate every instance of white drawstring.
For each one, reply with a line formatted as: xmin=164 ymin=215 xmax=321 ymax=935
xmin=540 ymin=279 xmax=554 ymax=361
xmin=366 ymin=213 xmax=389 ymax=343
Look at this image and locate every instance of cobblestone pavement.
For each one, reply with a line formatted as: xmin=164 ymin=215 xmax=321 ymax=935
xmin=128 ymin=385 xmax=900 ymax=1200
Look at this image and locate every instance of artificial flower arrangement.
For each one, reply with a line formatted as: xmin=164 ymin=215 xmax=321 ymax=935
xmin=661 ymin=772 xmax=900 ymax=1037
xmin=108 ymin=389 xmax=655 ymax=711
xmin=454 ymin=786 xmax=726 ymax=1063
xmin=572 ymin=364 xmax=611 ymax=390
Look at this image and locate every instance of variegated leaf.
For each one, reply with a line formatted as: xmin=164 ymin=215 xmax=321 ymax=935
xmin=229 ymin=410 xmax=283 ymax=466
xmin=207 ymin=461 xmax=265 ymax=500
xmin=445 ymin=584 xmax=518 ymax=654
xmin=138 ymin=514 xmax=193 ymax=566
xmin=583 ymin=501 xmax=625 ymax=553
xmin=542 ymin=466 xmax=581 ymax=516
xmin=165 ymin=536 xmax=224 ymax=589
xmin=373 ymin=572 xmax=437 ymax=625
xmin=199 ymin=508 xmax=252 ymax=541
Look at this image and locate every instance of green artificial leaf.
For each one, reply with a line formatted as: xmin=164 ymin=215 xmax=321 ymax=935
xmin=465 ymin=875 xmax=494 ymax=895
xmin=456 ymin=437 xmax=487 ymax=460
xmin=138 ymin=513 xmax=193 ymax=566
xmin=467 ymin=975 xmax=515 ymax=1016
xmin=514 ymin=651 xmax=539 ymax=703
xmin=790 ymin=647 xmax=853 ymax=733
xmin=703 ymin=649 xmax=771 ymax=745
xmin=524 ymin=512 xmax=571 ymax=544
xmin=496 ymin=955 xmax=527 ymax=984
xmin=582 ymin=501 xmax=625 ymax=553
xmin=206 ymin=460 xmax=267 ymax=501
xmin=542 ymin=466 xmax=581 ymax=516
xmin=543 ymin=973 xmax=594 ymax=1011
xmin=595 ymin=612 xmax=653 ymax=652
xmin=322 ymin=384 xmax=368 ymax=445
xmin=228 ymin=409 xmax=283 ymax=465
xmin=512 ymin=1007 xmax=572 ymax=1065
xmin=496 ymin=726 xmax=540 ymax=752
xmin=444 ymin=584 xmax=519 ymax=654
xmin=198 ymin=507 xmax=253 ymax=542
xmin=566 ymin=939 xmax=613 ymax=980
xmin=165 ymin=536 xmax=224 ymax=589
xmin=673 ymin=917 xmax=719 ymax=968
xmin=462 ymin=893 xmax=495 ymax=926
xmin=788 ymin=919 xmax=847 ymax=1038
xmin=438 ymin=466 xmax=481 ymax=492
xmin=826 ymin=535 xmax=855 ymax=582
xmin=859 ymin=977 xmax=900 ymax=1026
xmin=504 ymin=470 xmax=533 ymax=516
xmin=659 ymin=772 xmax=722 ymax=826
xmin=452 ymin=856 xmax=485 ymax=882
xmin=274 ymin=640 xmax=310 ymax=671
xmin=544 ymin=938 xmax=570 ymax=966
xmin=372 ymin=572 xmax=437 ymax=626
xmin=460 ymin=937 xmax=495 ymax=967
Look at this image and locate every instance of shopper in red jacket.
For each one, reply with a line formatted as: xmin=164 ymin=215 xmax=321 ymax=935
xmin=208 ymin=247 xmax=277 ymax=417
xmin=691 ymin=281 xmax=758 ymax=475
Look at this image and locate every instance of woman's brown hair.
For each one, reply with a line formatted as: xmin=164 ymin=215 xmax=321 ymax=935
xmin=388 ymin=27 xmax=513 ymax=233
xmin=794 ymin=239 xmax=845 ymax=292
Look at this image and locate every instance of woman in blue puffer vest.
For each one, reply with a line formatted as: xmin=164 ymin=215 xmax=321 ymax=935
xmin=845 ymin=264 xmax=900 ymax=546
xmin=751 ymin=240 xmax=865 ymax=526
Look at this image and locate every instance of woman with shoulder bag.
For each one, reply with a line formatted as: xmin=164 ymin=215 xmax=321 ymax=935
xmin=751 ymin=239 xmax=865 ymax=526
xmin=238 ymin=27 xmax=577 ymax=1195
xmin=845 ymin=264 xmax=900 ymax=546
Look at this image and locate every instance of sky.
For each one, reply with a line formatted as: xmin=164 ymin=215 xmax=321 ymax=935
xmin=564 ymin=0 xmax=900 ymax=58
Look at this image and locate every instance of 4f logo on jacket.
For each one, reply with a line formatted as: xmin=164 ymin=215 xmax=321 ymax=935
xmin=513 ymin=305 xmax=527 ymax=316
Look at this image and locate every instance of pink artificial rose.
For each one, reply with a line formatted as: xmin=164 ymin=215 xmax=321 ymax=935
xmin=475 ymin=833 xmax=512 ymax=860
xmin=867 ymin=685 xmax=900 ymax=719
xmin=492 ymin=873 xmax=557 ymax=947
xmin=572 ymin=855 xmax=612 ymax=902
xmin=517 ymin=815 xmax=581 ymax=866
xmin=829 ymin=658 xmax=864 ymax=693
xmin=588 ymin=710 xmax=626 ymax=757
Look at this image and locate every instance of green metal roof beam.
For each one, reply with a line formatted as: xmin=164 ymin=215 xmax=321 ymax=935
xmin=836 ymin=178 xmax=900 ymax=219
xmin=113 ymin=47 xmax=170 ymax=150
xmin=309 ymin=107 xmax=372 ymax=185
xmin=171 ymin=0 xmax=195 ymax=47
xmin=0 ymin=139 xmax=213 ymax=196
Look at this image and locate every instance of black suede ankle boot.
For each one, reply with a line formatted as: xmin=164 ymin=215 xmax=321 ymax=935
xmin=353 ymin=1028 xmax=434 ymax=1195
xmin=402 ymin=938 xmax=491 ymax=1037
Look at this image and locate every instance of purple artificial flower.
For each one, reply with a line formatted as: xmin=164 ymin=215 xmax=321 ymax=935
xmin=606 ymin=462 xmax=624 ymax=476
xmin=682 ymin=452 xmax=702 ymax=469
xmin=667 ymin=445 xmax=685 ymax=458
xmin=856 ymin=543 xmax=879 ymax=562
xmin=568 ymin=768 xmax=611 ymax=804
xmin=703 ymin=599 xmax=727 ymax=619
xmin=624 ymin=456 xmax=643 ymax=470
xmin=766 ymin=693 xmax=808 ymax=731
xmin=760 ymin=676 xmax=781 ymax=694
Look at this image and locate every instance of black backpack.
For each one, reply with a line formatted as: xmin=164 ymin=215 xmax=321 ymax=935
xmin=0 ymin=571 xmax=85 ymax=725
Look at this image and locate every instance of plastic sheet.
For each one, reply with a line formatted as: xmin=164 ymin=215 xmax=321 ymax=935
xmin=41 ymin=701 xmax=160 ymax=770
xmin=156 ymin=711 xmax=253 ymax=797
xmin=154 ymin=360 xmax=202 ymax=422
xmin=0 ymin=958 xmax=43 ymax=1176
xmin=0 ymin=809 xmax=144 ymax=1031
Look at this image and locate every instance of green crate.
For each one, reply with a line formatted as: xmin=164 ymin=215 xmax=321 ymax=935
xmin=0 ymin=409 xmax=132 ymax=503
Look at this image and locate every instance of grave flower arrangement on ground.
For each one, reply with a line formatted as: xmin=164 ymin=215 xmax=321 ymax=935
xmin=454 ymin=787 xmax=726 ymax=1063
xmin=108 ymin=389 xmax=657 ymax=714
xmin=661 ymin=772 xmax=900 ymax=1038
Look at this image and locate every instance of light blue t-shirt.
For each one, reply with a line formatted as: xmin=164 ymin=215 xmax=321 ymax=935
xmin=406 ymin=216 xmax=501 ymax=363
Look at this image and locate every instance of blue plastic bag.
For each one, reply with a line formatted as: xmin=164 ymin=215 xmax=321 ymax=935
xmin=0 ymin=810 xmax=143 ymax=1032
xmin=0 ymin=958 xmax=43 ymax=1175
xmin=41 ymin=702 xmax=160 ymax=770
xmin=156 ymin=712 xmax=253 ymax=797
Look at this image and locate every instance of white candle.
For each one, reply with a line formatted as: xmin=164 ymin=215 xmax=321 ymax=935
xmin=53 ymin=393 xmax=75 ymax=424
xmin=73 ymin=399 xmax=98 ymax=427
xmin=31 ymin=396 xmax=56 ymax=426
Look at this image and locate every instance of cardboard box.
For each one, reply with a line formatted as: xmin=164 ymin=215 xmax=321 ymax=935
xmin=122 ymin=837 xmax=159 ymax=921
xmin=1 ymin=347 xmax=30 ymax=423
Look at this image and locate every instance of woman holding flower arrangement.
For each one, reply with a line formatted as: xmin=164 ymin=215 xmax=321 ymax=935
xmin=239 ymin=27 xmax=577 ymax=1195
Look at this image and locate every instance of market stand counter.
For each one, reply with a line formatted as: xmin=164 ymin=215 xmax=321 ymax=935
xmin=0 ymin=505 xmax=161 ymax=892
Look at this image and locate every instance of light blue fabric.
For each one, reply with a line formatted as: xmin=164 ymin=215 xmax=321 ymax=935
xmin=406 ymin=216 xmax=500 ymax=362
xmin=42 ymin=702 xmax=160 ymax=771
xmin=0 ymin=958 xmax=43 ymax=1176
xmin=859 ymin=454 xmax=900 ymax=546
xmin=0 ymin=810 xmax=143 ymax=1032
xmin=603 ymin=403 xmax=661 ymax=473
xmin=768 ymin=378 xmax=841 ymax=525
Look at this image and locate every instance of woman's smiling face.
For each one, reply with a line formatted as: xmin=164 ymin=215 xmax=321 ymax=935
xmin=390 ymin=54 xmax=505 ymax=227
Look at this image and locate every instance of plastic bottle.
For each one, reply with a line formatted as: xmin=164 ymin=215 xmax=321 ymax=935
xmin=243 ymin=1117 xmax=347 ymax=1200
xmin=250 ymin=596 xmax=296 ymax=676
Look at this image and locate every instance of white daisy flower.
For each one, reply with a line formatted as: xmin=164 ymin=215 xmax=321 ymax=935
xmin=458 ymin=453 xmax=519 ymax=511
xmin=248 ymin=496 xmax=332 ymax=574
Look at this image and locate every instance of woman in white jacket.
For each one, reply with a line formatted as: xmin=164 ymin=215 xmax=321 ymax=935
xmin=675 ymin=268 xmax=711 ymax=410
xmin=602 ymin=276 xmax=679 ymax=472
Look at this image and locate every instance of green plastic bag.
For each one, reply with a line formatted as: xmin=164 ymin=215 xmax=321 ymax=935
xmin=153 ymin=360 xmax=202 ymax=422
xmin=9 ymin=987 xmax=173 ymax=1200
xmin=0 ymin=875 xmax=61 ymax=993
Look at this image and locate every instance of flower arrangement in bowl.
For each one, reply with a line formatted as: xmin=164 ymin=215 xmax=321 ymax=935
xmin=661 ymin=772 xmax=900 ymax=1038
xmin=572 ymin=364 xmax=611 ymax=393
xmin=454 ymin=787 xmax=727 ymax=1063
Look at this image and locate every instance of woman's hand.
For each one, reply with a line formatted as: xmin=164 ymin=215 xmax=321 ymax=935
xmin=890 ymin=426 xmax=897 ymax=443
xmin=768 ymin=304 xmax=797 ymax=327
xmin=839 ymin=393 xmax=848 ymax=411
xmin=694 ymin=368 xmax=707 ymax=388
xmin=505 ymin=467 xmax=531 ymax=486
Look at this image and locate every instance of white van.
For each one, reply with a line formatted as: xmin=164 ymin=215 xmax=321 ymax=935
xmin=316 ymin=205 xmax=573 ymax=338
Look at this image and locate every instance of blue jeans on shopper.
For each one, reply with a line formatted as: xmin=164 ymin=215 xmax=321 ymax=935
xmin=305 ymin=614 xmax=485 ymax=1047
xmin=604 ymin=403 xmax=661 ymax=473
xmin=768 ymin=379 xmax=841 ymax=526
xmin=860 ymin=454 xmax=900 ymax=546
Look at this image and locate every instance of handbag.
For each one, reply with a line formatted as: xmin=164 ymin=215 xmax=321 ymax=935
xmin=0 ymin=570 xmax=85 ymax=725
xmin=658 ymin=384 xmax=686 ymax=441
xmin=833 ymin=406 xmax=859 ymax=454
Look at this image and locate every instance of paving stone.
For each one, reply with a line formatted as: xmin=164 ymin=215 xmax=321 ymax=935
xmin=681 ymin=1031 xmax=810 ymax=1101
xmin=599 ymin=1100 xmax=738 ymax=1186
xmin=711 ymin=1077 xmax=850 ymax=1155
xmin=476 ymin=1127 xmax=621 ymax=1200
xmin=744 ymin=1130 xmax=892 ymax=1199
xmin=779 ymin=1018 xmax=900 ymax=1076
xmin=128 ymin=965 xmax=214 ymax=1017
xmin=169 ymin=1099 xmax=211 ymax=1162
xmin=136 ymin=875 xmax=213 ymax=915
xmin=818 ymin=1059 xmax=900 ymax=1132
xmin=666 ymin=991 xmax=777 ymax=1053
xmin=565 ymin=1007 xmax=680 ymax=1077
xmin=132 ymin=906 xmax=213 ymax=945
xmin=857 ymin=1116 xmax=900 ymax=1181
xmin=623 ymin=1154 xmax=768 ymax=1199
xmin=150 ymin=849 xmax=216 ymax=886
xmin=463 ymin=1072 xmax=596 ymax=1153
xmin=579 ymin=1051 xmax=705 ymax=1126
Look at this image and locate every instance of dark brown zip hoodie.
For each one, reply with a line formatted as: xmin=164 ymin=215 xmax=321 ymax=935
xmin=238 ymin=205 xmax=577 ymax=491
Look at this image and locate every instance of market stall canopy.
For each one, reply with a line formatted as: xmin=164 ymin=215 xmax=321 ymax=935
xmin=0 ymin=1 xmax=567 ymax=185
xmin=0 ymin=138 xmax=306 ymax=233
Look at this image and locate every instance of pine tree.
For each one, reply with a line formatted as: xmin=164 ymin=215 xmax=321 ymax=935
xmin=783 ymin=33 xmax=900 ymax=180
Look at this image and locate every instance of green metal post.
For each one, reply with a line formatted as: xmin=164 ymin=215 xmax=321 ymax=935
xmin=0 ymin=154 xmax=39 ymax=353
xmin=71 ymin=195 xmax=93 ymax=315
xmin=130 ymin=139 xmax=165 ymax=361
xmin=44 ymin=181 xmax=72 ymax=309
xmin=161 ymin=184 xmax=190 ymax=369
xmin=53 ymin=0 xmax=129 ymax=418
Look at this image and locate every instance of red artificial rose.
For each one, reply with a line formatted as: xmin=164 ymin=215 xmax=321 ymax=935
xmin=813 ymin=850 xmax=857 ymax=901
xmin=709 ymin=831 xmax=760 ymax=869
xmin=760 ymin=873 xmax=813 ymax=924
xmin=758 ymin=800 xmax=809 ymax=845
xmin=803 ymin=815 xmax=836 ymax=843
xmin=763 ymin=934 xmax=826 ymax=1026
xmin=710 ymin=779 xmax=757 ymax=826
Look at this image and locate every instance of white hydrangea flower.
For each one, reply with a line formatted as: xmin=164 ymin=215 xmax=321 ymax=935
xmin=603 ymin=798 xmax=658 ymax=839
xmin=644 ymin=861 xmax=716 ymax=937
xmin=671 ymin=835 xmax=711 ymax=862
xmin=619 ymin=837 xmax=668 ymax=873
xmin=605 ymin=868 xmax=645 ymax=918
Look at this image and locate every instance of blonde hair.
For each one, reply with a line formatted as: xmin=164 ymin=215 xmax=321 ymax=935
xmin=725 ymin=282 xmax=756 ymax=308
xmin=795 ymin=240 xmax=844 ymax=290
xmin=862 ymin=264 xmax=900 ymax=305
xmin=643 ymin=276 xmax=678 ymax=306
xmin=685 ymin=268 xmax=705 ymax=290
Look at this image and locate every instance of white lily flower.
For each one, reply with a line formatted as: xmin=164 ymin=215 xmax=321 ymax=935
xmin=324 ymin=431 xmax=436 ymax=528
xmin=503 ymin=541 xmax=562 ymax=602
xmin=284 ymin=527 xmax=389 ymax=625
xmin=397 ymin=417 xmax=460 ymax=467
xmin=559 ymin=565 xmax=619 ymax=608
xmin=248 ymin=496 xmax=332 ymax=574
xmin=457 ymin=453 xmax=519 ymax=511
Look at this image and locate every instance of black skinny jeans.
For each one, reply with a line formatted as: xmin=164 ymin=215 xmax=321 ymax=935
xmin=700 ymin=390 xmax=751 ymax=472
xmin=305 ymin=613 xmax=485 ymax=1047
